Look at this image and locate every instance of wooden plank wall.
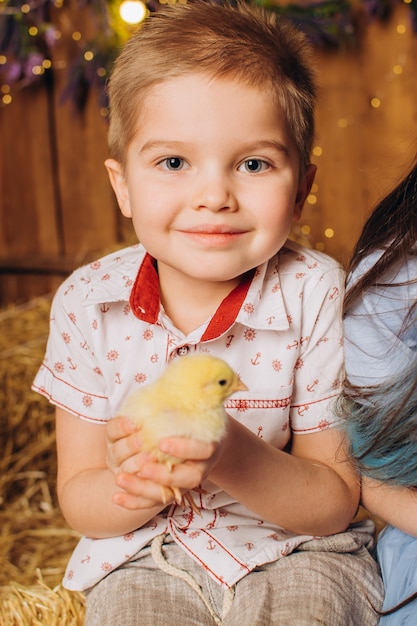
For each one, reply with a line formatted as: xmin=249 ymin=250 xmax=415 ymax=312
xmin=309 ymin=1 xmax=417 ymax=266
xmin=1 ymin=1 xmax=416 ymax=306
xmin=0 ymin=0 xmax=128 ymax=305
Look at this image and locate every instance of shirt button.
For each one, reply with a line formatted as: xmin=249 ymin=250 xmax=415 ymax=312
xmin=177 ymin=345 xmax=190 ymax=356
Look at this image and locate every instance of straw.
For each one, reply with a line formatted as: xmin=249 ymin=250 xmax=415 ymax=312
xmin=0 ymin=296 xmax=85 ymax=623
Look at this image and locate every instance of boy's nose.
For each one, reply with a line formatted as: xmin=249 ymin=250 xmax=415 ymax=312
xmin=191 ymin=171 xmax=238 ymax=212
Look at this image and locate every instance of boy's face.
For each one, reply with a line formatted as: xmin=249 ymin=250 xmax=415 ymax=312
xmin=106 ymin=74 xmax=315 ymax=292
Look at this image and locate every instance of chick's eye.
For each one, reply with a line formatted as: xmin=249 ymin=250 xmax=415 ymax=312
xmin=239 ymin=159 xmax=269 ymax=174
xmin=218 ymin=379 xmax=228 ymax=387
xmin=160 ymin=157 xmax=185 ymax=171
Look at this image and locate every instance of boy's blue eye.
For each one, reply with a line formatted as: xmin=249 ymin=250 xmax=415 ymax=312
xmin=163 ymin=157 xmax=184 ymax=170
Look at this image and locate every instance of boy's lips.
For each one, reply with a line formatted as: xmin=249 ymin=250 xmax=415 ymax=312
xmin=177 ymin=225 xmax=248 ymax=245
xmin=179 ymin=225 xmax=248 ymax=235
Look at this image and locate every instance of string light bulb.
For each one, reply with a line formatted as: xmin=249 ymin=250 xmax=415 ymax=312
xmin=119 ymin=0 xmax=147 ymax=25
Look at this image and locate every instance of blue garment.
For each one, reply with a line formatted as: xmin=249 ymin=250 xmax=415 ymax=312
xmin=378 ymin=526 xmax=417 ymax=625
xmin=344 ymin=252 xmax=417 ymax=387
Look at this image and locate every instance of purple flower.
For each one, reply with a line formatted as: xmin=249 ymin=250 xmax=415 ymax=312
xmin=44 ymin=26 xmax=58 ymax=48
xmin=362 ymin=0 xmax=392 ymax=21
xmin=24 ymin=51 xmax=44 ymax=79
xmin=5 ymin=61 xmax=22 ymax=83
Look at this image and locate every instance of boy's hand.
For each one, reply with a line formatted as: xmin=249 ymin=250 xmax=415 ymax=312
xmin=105 ymin=415 xmax=224 ymax=511
xmin=106 ymin=415 xmax=172 ymax=510
xmin=105 ymin=415 xmax=149 ymax=476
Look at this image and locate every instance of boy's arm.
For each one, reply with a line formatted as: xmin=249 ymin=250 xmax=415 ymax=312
xmin=208 ymin=418 xmax=359 ymax=536
xmin=56 ymin=408 xmax=167 ymax=538
xmin=137 ymin=416 xmax=360 ymax=535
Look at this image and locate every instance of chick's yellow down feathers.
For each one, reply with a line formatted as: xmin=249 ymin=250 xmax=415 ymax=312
xmin=118 ymin=354 xmax=247 ymax=509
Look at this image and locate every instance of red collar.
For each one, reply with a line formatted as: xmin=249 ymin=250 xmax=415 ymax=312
xmin=129 ymin=253 xmax=254 ymax=341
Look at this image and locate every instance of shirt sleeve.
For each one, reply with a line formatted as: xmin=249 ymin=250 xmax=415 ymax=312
xmin=290 ymin=263 xmax=345 ymax=433
xmin=32 ymin=273 xmax=111 ymax=422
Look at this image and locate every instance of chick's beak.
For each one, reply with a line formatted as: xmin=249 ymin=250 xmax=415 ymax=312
xmin=234 ymin=378 xmax=248 ymax=392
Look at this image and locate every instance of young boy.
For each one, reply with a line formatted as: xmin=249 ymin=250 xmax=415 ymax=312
xmin=33 ymin=2 xmax=383 ymax=623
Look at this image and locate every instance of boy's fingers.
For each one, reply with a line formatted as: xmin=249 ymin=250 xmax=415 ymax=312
xmin=138 ymin=459 xmax=204 ymax=491
xmin=114 ymin=473 xmax=175 ymax=509
xmin=105 ymin=418 xmax=147 ymax=475
xmin=159 ymin=436 xmax=215 ymax=460
xmin=106 ymin=416 xmax=137 ymax=443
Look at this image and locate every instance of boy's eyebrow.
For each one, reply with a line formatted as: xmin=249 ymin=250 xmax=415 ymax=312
xmin=139 ymin=140 xmax=189 ymax=154
xmin=242 ymin=140 xmax=290 ymax=155
xmin=139 ymin=139 xmax=290 ymax=155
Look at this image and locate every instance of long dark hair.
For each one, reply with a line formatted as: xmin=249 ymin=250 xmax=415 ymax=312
xmin=340 ymin=157 xmax=417 ymax=485
xmin=344 ymin=156 xmax=417 ymax=314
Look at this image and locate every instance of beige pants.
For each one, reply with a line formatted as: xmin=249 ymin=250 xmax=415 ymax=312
xmin=85 ymin=530 xmax=384 ymax=625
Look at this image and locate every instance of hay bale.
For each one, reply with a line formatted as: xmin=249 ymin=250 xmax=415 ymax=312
xmin=0 ymin=297 xmax=85 ymax=623
xmin=0 ymin=579 xmax=85 ymax=626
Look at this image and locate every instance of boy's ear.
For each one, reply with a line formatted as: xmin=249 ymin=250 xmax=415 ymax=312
xmin=293 ymin=163 xmax=317 ymax=222
xmin=105 ymin=158 xmax=132 ymax=218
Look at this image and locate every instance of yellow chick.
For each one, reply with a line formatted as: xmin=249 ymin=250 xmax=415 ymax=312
xmin=118 ymin=354 xmax=247 ymax=510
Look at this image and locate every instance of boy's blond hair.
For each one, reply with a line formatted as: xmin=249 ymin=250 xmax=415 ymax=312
xmin=107 ymin=1 xmax=316 ymax=172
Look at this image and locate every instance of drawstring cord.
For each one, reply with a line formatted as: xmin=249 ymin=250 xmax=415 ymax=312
xmin=150 ymin=533 xmax=235 ymax=624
